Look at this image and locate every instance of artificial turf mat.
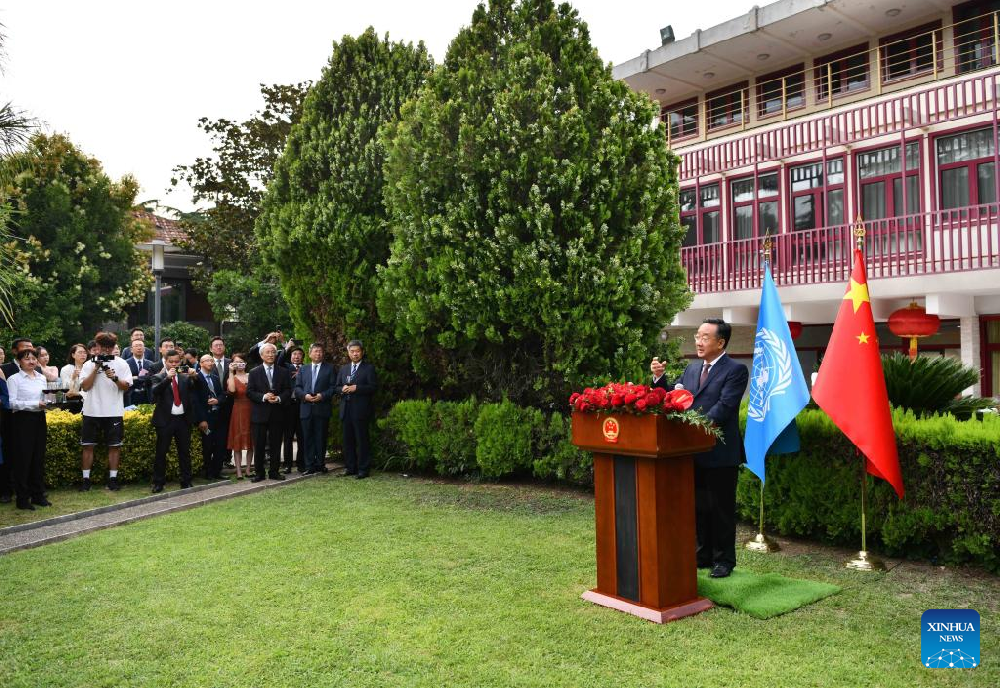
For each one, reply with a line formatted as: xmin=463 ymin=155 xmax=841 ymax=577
xmin=697 ymin=568 xmax=841 ymax=619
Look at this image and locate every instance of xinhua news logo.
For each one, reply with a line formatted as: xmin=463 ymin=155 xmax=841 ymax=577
xmin=921 ymin=609 xmax=980 ymax=669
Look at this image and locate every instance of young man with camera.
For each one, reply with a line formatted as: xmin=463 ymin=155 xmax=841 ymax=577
xmin=79 ymin=332 xmax=133 ymax=491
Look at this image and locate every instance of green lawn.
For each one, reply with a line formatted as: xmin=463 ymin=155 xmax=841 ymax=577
xmin=0 ymin=477 xmax=228 ymax=529
xmin=0 ymin=474 xmax=995 ymax=687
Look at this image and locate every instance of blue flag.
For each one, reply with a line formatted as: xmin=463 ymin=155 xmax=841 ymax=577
xmin=744 ymin=264 xmax=810 ymax=482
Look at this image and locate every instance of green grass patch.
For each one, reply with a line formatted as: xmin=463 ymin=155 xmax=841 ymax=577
xmin=0 ymin=474 xmax=996 ymax=687
xmin=697 ymin=569 xmax=840 ymax=619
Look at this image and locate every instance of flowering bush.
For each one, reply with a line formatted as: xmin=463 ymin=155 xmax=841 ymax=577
xmin=569 ymin=382 xmax=693 ymax=415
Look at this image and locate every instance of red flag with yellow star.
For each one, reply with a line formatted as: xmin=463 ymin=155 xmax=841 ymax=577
xmin=812 ymin=249 xmax=904 ymax=498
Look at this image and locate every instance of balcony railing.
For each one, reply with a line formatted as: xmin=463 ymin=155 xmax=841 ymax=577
xmin=678 ymin=70 xmax=1000 ymax=180
xmin=682 ymin=204 xmax=1000 ymax=294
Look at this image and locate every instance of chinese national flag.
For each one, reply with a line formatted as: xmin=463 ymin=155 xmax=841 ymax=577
xmin=812 ymin=249 xmax=904 ymax=498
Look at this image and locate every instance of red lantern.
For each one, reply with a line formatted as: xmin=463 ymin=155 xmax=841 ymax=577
xmin=887 ymin=302 xmax=940 ymax=361
xmin=787 ymin=321 xmax=803 ymax=340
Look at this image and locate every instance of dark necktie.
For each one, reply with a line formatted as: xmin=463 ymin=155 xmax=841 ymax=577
xmin=205 ymin=374 xmax=215 ymax=396
xmin=699 ymin=363 xmax=711 ymax=390
xmin=350 ymin=363 xmax=358 ymax=381
xmin=171 ymin=376 xmax=181 ymax=406
xmin=266 ymin=366 xmax=273 ymax=388
xmin=312 ymin=364 xmax=318 ymax=394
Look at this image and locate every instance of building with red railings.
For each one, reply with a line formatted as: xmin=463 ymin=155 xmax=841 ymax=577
xmin=616 ymin=0 xmax=1000 ymax=397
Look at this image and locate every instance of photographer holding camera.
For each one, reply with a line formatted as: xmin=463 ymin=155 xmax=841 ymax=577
xmin=149 ymin=350 xmax=203 ymax=492
xmin=79 ymin=332 xmax=133 ymax=491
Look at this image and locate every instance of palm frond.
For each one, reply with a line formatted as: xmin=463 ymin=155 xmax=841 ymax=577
xmin=882 ymin=352 xmax=996 ymax=417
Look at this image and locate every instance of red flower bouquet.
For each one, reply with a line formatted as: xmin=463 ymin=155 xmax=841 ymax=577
xmin=569 ymin=382 xmax=719 ymax=435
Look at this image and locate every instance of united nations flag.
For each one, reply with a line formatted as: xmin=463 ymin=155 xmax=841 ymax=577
xmin=744 ymin=264 xmax=810 ymax=482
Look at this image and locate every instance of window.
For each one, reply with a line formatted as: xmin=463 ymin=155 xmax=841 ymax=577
xmin=937 ymin=128 xmax=997 ymax=208
xmin=679 ymin=184 xmax=721 ymax=245
xmin=983 ymin=316 xmax=1000 ymax=397
xmin=706 ymin=83 xmax=747 ymax=131
xmin=789 ymin=158 xmax=845 ymax=231
xmin=815 ymin=44 xmax=870 ymax=100
xmin=730 ymin=172 xmax=780 ymax=240
xmin=756 ymin=65 xmax=805 ymax=117
xmin=858 ymin=143 xmax=921 ymax=219
xmin=700 ymin=184 xmax=721 ymax=243
xmin=880 ymin=23 xmax=942 ymax=82
xmin=954 ymin=1 xmax=1000 ymax=73
xmin=680 ymin=188 xmax=697 ymax=247
xmin=662 ymin=99 xmax=698 ymax=141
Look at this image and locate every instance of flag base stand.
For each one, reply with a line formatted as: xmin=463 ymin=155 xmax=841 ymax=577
xmin=844 ymin=550 xmax=886 ymax=571
xmin=744 ymin=532 xmax=781 ymax=552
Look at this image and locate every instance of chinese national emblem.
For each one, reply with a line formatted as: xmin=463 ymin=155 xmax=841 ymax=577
xmin=602 ymin=417 xmax=620 ymax=443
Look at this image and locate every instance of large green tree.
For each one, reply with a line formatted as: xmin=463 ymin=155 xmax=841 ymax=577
xmin=378 ymin=0 xmax=690 ymax=405
xmin=0 ymin=133 xmax=152 ymax=346
xmin=256 ymin=29 xmax=433 ymax=375
xmin=170 ymin=83 xmax=308 ymax=351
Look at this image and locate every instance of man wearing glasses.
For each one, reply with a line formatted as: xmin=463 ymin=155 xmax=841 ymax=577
xmin=651 ymin=318 xmax=748 ymax=579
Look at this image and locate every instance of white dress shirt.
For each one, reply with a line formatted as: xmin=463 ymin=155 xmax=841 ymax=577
xmin=7 ymin=370 xmax=46 ymax=412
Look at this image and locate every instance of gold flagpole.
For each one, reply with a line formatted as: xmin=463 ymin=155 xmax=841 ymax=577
xmin=844 ymin=215 xmax=886 ymax=572
xmin=745 ymin=230 xmax=781 ymax=554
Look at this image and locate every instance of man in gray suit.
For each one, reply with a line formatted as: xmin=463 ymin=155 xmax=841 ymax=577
xmin=294 ymin=343 xmax=336 ymax=474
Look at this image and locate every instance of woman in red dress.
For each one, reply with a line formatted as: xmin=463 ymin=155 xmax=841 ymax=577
xmin=226 ymin=353 xmax=254 ymax=478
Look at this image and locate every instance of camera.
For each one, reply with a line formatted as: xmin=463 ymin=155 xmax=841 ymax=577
xmin=92 ymin=354 xmax=114 ymax=363
xmin=176 ymin=365 xmax=190 ymax=374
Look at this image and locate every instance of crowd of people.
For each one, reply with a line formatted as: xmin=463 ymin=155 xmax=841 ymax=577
xmin=0 ymin=328 xmax=378 ymax=511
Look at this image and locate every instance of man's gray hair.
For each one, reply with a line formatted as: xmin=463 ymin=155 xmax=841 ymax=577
xmin=261 ymin=343 xmax=278 ymax=354
xmin=347 ymin=340 xmax=363 ymax=349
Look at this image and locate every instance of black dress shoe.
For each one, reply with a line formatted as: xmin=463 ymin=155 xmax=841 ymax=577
xmin=710 ymin=564 xmax=732 ymax=578
xmin=31 ymin=497 xmax=53 ymax=507
xmin=269 ymin=473 xmax=286 ymax=481
xmin=0 ymin=492 xmax=11 ymax=504
xmin=282 ymin=466 xmax=293 ymax=474
xmin=152 ymin=484 xmax=164 ymax=494
xmin=180 ymin=482 xmax=193 ymax=489
xmin=250 ymin=476 xmax=266 ymax=483
xmin=317 ymin=467 xmax=329 ymax=474
xmin=16 ymin=501 xmax=35 ymax=511
xmin=355 ymin=472 xmax=369 ymax=480
xmin=343 ymin=470 xmax=357 ymax=476
xmin=302 ymin=469 xmax=317 ymax=476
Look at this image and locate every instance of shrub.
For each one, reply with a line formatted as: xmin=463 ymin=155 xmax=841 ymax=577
xmin=532 ymin=412 xmax=592 ymax=485
xmin=44 ymin=408 xmax=204 ymax=487
xmin=131 ymin=321 xmax=212 ymax=355
xmin=738 ymin=408 xmax=1000 ymax=571
xmin=378 ymin=400 xmax=436 ymax=471
xmin=882 ymin=353 xmax=996 ymax=418
xmin=376 ymin=398 xmax=480 ymax=475
xmin=430 ymin=399 xmax=481 ymax=476
xmin=473 ymin=400 xmax=543 ymax=478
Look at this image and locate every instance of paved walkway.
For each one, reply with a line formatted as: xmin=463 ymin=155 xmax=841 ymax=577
xmin=0 ymin=467 xmax=337 ymax=556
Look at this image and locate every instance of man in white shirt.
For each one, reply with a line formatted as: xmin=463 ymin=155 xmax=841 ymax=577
xmin=79 ymin=332 xmax=133 ymax=491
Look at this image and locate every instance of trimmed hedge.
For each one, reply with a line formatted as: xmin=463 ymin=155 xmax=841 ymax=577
xmin=738 ymin=408 xmax=1000 ymax=572
xmin=378 ymin=399 xmax=999 ymax=570
xmin=42 ymin=407 xmax=204 ymax=487
xmin=377 ymin=398 xmax=591 ymax=483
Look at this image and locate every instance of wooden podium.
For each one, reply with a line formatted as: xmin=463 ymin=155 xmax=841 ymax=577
xmin=572 ymin=411 xmax=716 ymax=623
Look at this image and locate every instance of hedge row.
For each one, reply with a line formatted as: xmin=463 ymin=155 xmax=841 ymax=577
xmin=377 ymin=399 xmax=1000 ymax=571
xmin=40 ymin=408 xmax=204 ymax=487
xmin=375 ymin=399 xmax=591 ymax=484
xmin=738 ymin=408 xmax=1000 ymax=572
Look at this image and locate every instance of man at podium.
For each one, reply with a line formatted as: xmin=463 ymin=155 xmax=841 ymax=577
xmin=651 ymin=318 xmax=748 ymax=579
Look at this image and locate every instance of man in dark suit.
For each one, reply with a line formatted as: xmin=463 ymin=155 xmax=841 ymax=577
xmin=294 ymin=343 xmax=336 ymax=475
xmin=149 ymin=338 xmax=175 ymax=375
xmin=149 ymin=350 xmax=205 ymax=492
xmin=121 ymin=328 xmax=146 ymax=361
xmin=281 ymin=346 xmax=306 ymax=473
xmin=245 ymin=342 xmax=292 ymax=482
xmin=125 ymin=339 xmax=156 ymax=405
xmin=193 ymin=354 xmax=226 ymax=480
xmin=652 ymin=318 xmax=749 ymax=579
xmin=335 ymin=340 xmax=378 ymax=479
xmin=208 ymin=336 xmax=232 ymax=466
